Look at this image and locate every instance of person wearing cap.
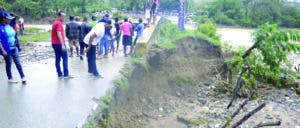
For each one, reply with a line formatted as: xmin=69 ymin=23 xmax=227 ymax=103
xmin=84 ymin=20 xmax=112 ymax=78
xmin=51 ymin=11 xmax=73 ymax=79
xmin=98 ymin=14 xmax=111 ymax=58
xmin=0 ymin=11 xmax=26 ymax=83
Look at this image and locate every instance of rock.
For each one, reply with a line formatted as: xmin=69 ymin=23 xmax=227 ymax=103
xmin=265 ymin=114 xmax=273 ymax=119
xmin=159 ymin=107 xmax=163 ymax=112
xmin=176 ymin=91 xmax=181 ymax=97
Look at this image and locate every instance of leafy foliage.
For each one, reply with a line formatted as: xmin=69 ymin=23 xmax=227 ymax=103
xmin=194 ymin=0 xmax=300 ymax=28
xmin=228 ymin=23 xmax=300 ymax=91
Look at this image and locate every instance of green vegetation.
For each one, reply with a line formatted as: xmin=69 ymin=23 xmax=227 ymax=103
xmin=194 ymin=0 xmax=300 ymax=28
xmin=226 ymin=23 xmax=300 ymax=95
xmin=18 ymin=27 xmax=50 ymax=44
xmin=153 ymin=20 xmax=220 ymax=50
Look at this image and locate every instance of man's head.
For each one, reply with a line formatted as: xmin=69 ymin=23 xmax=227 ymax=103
xmin=75 ymin=16 xmax=80 ymax=22
xmin=124 ymin=18 xmax=128 ymax=22
xmin=83 ymin=17 xmax=88 ymax=22
xmin=139 ymin=18 xmax=143 ymax=23
xmin=69 ymin=15 xmax=75 ymax=21
xmin=57 ymin=11 xmax=65 ymax=20
xmin=114 ymin=17 xmax=119 ymax=23
xmin=104 ymin=20 xmax=112 ymax=30
xmin=91 ymin=15 xmax=96 ymax=21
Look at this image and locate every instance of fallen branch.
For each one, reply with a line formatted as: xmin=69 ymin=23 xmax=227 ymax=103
xmin=222 ymin=98 xmax=250 ymax=128
xmin=231 ymin=102 xmax=266 ymax=128
xmin=254 ymin=120 xmax=281 ymax=128
xmin=227 ymin=67 xmax=249 ymax=109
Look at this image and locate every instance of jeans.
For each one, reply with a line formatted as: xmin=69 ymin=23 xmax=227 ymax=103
xmin=52 ymin=44 xmax=69 ymax=77
xmin=98 ymin=35 xmax=109 ymax=55
xmin=4 ymin=48 xmax=25 ymax=79
xmin=87 ymin=45 xmax=99 ymax=76
xmin=19 ymin=28 xmax=24 ymax=36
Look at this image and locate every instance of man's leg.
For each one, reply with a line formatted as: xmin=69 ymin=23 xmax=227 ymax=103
xmin=61 ymin=45 xmax=69 ymax=77
xmin=52 ymin=44 xmax=63 ymax=77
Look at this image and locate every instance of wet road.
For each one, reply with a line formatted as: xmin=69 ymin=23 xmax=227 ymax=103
xmin=0 ymin=54 xmax=126 ymax=128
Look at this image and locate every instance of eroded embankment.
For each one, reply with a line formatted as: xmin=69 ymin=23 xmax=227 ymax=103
xmin=105 ymin=37 xmax=227 ymax=128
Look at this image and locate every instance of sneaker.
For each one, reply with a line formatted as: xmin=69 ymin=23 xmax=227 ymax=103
xmin=80 ymin=55 xmax=84 ymax=60
xmin=94 ymin=75 xmax=104 ymax=78
xmin=21 ymin=77 xmax=27 ymax=84
xmin=8 ymin=79 xmax=18 ymax=83
xmin=64 ymin=75 xmax=74 ymax=79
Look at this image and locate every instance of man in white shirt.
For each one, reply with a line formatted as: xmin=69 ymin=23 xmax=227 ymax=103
xmin=84 ymin=20 xmax=111 ymax=77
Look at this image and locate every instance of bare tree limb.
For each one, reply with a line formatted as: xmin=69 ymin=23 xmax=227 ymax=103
xmin=227 ymin=67 xmax=249 ymax=109
xmin=254 ymin=120 xmax=281 ymax=128
xmin=231 ymin=102 xmax=266 ymax=128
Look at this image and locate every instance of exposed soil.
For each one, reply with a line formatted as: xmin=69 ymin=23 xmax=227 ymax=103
xmin=105 ymin=37 xmax=300 ymax=128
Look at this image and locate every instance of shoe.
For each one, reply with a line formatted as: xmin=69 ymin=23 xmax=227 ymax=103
xmin=103 ymin=55 xmax=108 ymax=58
xmin=80 ymin=56 xmax=84 ymax=60
xmin=21 ymin=77 xmax=27 ymax=84
xmin=69 ymin=54 xmax=73 ymax=57
xmin=8 ymin=79 xmax=18 ymax=83
xmin=94 ymin=75 xmax=104 ymax=78
xmin=64 ymin=75 xmax=74 ymax=79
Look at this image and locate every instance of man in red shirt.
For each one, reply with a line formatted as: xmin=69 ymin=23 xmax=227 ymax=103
xmin=51 ymin=11 xmax=73 ymax=78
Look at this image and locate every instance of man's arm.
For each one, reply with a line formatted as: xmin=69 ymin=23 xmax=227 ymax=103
xmin=85 ymin=33 xmax=96 ymax=52
xmin=56 ymin=31 xmax=65 ymax=51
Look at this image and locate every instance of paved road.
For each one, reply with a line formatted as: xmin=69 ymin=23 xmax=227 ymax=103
xmin=0 ymin=54 xmax=127 ymax=128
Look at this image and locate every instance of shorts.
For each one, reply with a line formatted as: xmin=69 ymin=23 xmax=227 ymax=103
xmin=122 ymin=35 xmax=132 ymax=46
xmin=68 ymin=39 xmax=79 ymax=46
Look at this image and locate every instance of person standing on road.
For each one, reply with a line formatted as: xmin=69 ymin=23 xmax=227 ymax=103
xmin=51 ymin=11 xmax=73 ymax=79
xmin=0 ymin=11 xmax=26 ymax=83
xmin=84 ymin=20 xmax=111 ymax=77
xmin=131 ymin=18 xmax=144 ymax=54
xmin=79 ymin=17 xmax=91 ymax=60
xmin=120 ymin=18 xmax=132 ymax=57
xmin=66 ymin=15 xmax=80 ymax=57
xmin=89 ymin=15 xmax=97 ymax=28
xmin=18 ymin=20 xmax=24 ymax=36
xmin=114 ymin=17 xmax=121 ymax=54
xmin=98 ymin=14 xmax=110 ymax=58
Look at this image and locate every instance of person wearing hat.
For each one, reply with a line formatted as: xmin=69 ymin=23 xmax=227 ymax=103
xmin=0 ymin=11 xmax=26 ymax=83
xmin=84 ymin=20 xmax=111 ymax=78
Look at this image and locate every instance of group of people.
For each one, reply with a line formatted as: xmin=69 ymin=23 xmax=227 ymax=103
xmin=0 ymin=6 xmax=146 ymax=83
xmin=51 ymin=11 xmax=145 ymax=78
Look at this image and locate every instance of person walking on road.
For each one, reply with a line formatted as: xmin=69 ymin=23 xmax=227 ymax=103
xmin=84 ymin=20 xmax=112 ymax=77
xmin=66 ymin=15 xmax=80 ymax=57
xmin=120 ymin=18 xmax=132 ymax=57
xmin=131 ymin=18 xmax=144 ymax=54
xmin=51 ymin=11 xmax=73 ymax=79
xmin=0 ymin=11 xmax=26 ymax=83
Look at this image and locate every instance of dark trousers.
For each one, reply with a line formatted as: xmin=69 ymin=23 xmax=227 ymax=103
xmin=79 ymin=41 xmax=85 ymax=55
xmin=87 ymin=45 xmax=99 ymax=76
xmin=4 ymin=48 xmax=25 ymax=79
xmin=52 ymin=44 xmax=69 ymax=77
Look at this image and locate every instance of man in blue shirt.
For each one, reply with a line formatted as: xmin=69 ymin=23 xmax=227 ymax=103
xmin=131 ymin=18 xmax=144 ymax=54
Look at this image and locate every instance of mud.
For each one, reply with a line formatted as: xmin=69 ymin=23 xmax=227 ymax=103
xmin=104 ymin=36 xmax=300 ymax=128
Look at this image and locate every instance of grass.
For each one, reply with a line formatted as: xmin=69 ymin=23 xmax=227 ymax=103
xmin=18 ymin=27 xmax=50 ymax=44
